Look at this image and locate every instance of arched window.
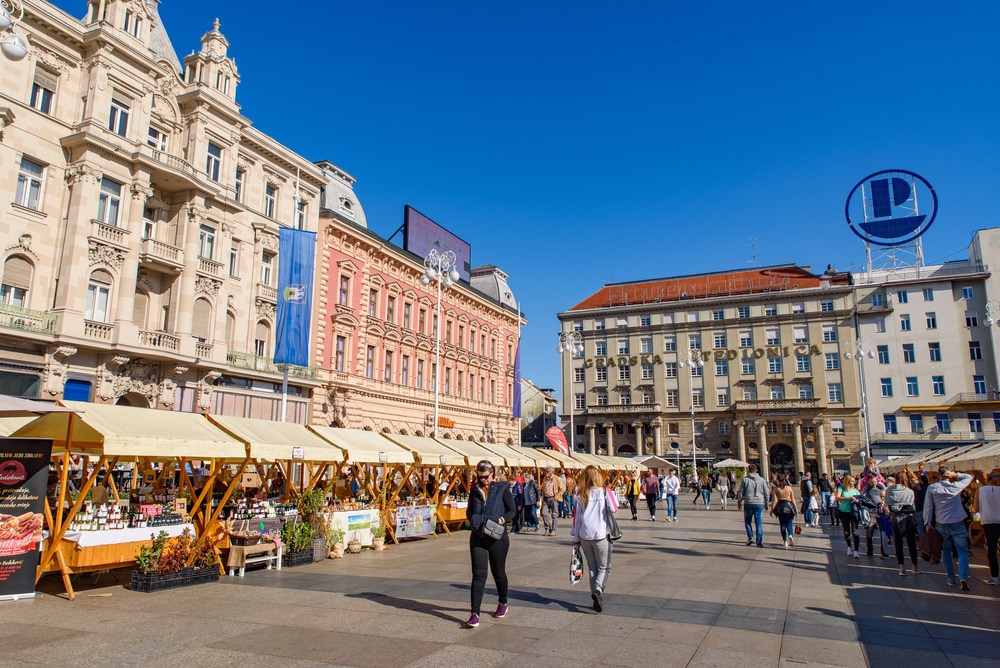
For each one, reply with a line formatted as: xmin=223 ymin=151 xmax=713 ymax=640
xmin=85 ymin=269 xmax=113 ymax=322
xmin=225 ymin=311 xmax=236 ymax=349
xmin=254 ymin=321 xmax=270 ymax=357
xmin=1 ymin=256 xmax=33 ymax=307
xmin=192 ymin=298 xmax=212 ymax=342
xmin=132 ymin=289 xmax=148 ymax=329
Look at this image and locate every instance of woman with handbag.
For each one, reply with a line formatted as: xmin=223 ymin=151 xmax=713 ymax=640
xmin=571 ymin=465 xmax=619 ymax=613
xmin=885 ymin=475 xmax=920 ymax=576
xmin=836 ymin=475 xmax=861 ymax=559
xmin=769 ymin=473 xmax=798 ymax=548
xmin=465 ymin=460 xmax=517 ymax=628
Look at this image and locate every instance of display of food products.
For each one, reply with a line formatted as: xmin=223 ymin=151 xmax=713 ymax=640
xmin=67 ymin=502 xmax=185 ymax=532
xmin=223 ymin=499 xmax=298 ymax=520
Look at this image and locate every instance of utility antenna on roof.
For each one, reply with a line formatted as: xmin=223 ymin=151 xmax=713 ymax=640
xmin=746 ymin=238 xmax=759 ymax=267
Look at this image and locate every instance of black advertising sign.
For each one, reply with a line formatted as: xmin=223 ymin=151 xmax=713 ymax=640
xmin=0 ymin=438 xmax=52 ymax=601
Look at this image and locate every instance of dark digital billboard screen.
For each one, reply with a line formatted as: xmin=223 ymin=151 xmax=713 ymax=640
xmin=403 ymin=206 xmax=472 ymax=283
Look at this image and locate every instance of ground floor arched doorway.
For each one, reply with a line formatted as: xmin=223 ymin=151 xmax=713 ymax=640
xmin=616 ymin=444 xmax=636 ymax=455
xmin=769 ymin=444 xmax=794 ymax=476
xmin=116 ymin=392 xmax=149 ymax=407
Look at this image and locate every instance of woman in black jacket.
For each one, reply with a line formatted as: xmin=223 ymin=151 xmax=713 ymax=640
xmin=465 ymin=460 xmax=517 ymax=628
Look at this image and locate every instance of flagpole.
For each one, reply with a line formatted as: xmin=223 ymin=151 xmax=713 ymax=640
xmin=281 ymin=366 xmax=288 ymax=422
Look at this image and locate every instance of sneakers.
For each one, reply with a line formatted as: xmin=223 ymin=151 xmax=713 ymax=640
xmin=987 ymin=577 xmax=1000 ymax=586
xmin=783 ymin=539 xmax=788 ymax=549
xmin=847 ymin=547 xmax=853 ymax=556
xmin=465 ymin=613 xmax=480 ymax=628
xmin=592 ymin=590 xmax=603 ymax=613
xmin=853 ymin=551 xmax=860 ymax=559
xmin=494 ymin=603 xmax=508 ymax=618
xmin=747 ymin=539 xmax=754 ymax=546
xmin=649 ymin=517 xmax=655 ymax=522
xmin=946 ymin=578 xmax=956 ymax=586
xmin=960 ymin=579 xmax=970 ymax=591
xmin=787 ymin=536 xmax=794 ymax=548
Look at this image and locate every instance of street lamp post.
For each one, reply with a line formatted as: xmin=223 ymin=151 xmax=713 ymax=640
xmin=843 ymin=337 xmax=875 ymax=462
xmin=678 ymin=348 xmax=704 ymax=475
xmin=557 ymin=331 xmax=584 ymax=452
xmin=420 ymin=249 xmax=459 ymax=439
xmin=1 ymin=1 xmax=30 ymax=61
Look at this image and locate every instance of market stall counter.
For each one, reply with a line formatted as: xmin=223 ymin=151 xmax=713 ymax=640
xmin=44 ymin=523 xmax=195 ymax=573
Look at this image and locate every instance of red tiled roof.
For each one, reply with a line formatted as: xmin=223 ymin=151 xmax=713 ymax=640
xmin=569 ymin=265 xmax=851 ymax=311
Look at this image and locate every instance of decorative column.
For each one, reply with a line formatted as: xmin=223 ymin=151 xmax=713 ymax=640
xmin=755 ymin=420 xmax=769 ymax=481
xmin=734 ymin=420 xmax=747 ymax=463
xmin=813 ymin=418 xmax=828 ymax=476
xmin=791 ymin=419 xmax=804 ymax=476
xmin=114 ymin=182 xmax=152 ymax=330
xmin=633 ymin=422 xmax=645 ymax=455
xmin=652 ymin=421 xmax=662 ymax=456
xmin=587 ymin=423 xmax=596 ymax=455
xmin=603 ymin=422 xmax=614 ymax=456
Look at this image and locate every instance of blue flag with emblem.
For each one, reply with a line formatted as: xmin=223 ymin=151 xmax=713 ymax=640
xmin=512 ymin=341 xmax=521 ymax=418
xmin=274 ymin=228 xmax=316 ymax=367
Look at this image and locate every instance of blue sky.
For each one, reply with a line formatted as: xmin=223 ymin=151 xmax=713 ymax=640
xmin=54 ymin=0 xmax=1000 ymax=404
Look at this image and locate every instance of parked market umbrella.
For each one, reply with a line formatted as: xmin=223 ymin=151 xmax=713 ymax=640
xmin=713 ymin=458 xmax=749 ymax=469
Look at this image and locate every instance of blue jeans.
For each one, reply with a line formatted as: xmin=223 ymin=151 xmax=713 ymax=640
xmin=701 ymin=489 xmax=712 ymax=507
xmin=937 ymin=521 xmax=969 ymax=582
xmin=778 ymin=513 xmax=795 ymax=540
xmin=820 ymin=492 xmax=831 ymax=513
xmin=524 ymin=504 xmax=538 ymax=528
xmin=743 ymin=503 xmax=764 ymax=545
xmin=803 ymin=507 xmax=813 ymax=525
xmin=666 ymin=494 xmax=678 ymax=519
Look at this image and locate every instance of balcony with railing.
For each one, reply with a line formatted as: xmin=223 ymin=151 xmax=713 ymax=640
xmin=89 ymin=220 xmax=130 ymax=249
xmin=139 ymin=237 xmax=184 ymax=273
xmin=870 ymin=430 xmax=984 ymax=443
xmin=256 ymin=282 xmax=277 ymax=303
xmin=855 ymin=296 xmax=894 ymax=314
xmin=197 ymin=256 xmax=224 ymax=277
xmin=226 ymin=350 xmax=318 ymax=380
xmin=0 ymin=303 xmax=57 ymax=335
xmin=84 ymin=320 xmax=114 ymax=340
xmin=196 ymin=342 xmax=214 ymax=359
xmin=945 ymin=392 xmax=998 ymax=406
xmin=585 ymin=403 xmax=662 ymax=415
xmin=138 ymin=329 xmax=180 ymax=351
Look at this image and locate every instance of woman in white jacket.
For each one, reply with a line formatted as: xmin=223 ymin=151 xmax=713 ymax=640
xmin=571 ymin=465 xmax=619 ymax=613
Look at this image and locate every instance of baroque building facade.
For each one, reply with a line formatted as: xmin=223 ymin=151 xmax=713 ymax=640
xmin=0 ymin=0 xmax=324 ymax=419
xmin=558 ymin=265 xmax=864 ymax=477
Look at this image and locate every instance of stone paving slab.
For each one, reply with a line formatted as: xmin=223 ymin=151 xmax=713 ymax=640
xmin=3 ymin=504 xmax=999 ymax=667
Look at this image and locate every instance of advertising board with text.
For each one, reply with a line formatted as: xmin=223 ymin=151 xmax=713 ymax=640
xmin=0 ymin=438 xmax=53 ymax=601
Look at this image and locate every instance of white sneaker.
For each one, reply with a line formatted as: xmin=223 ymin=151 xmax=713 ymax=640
xmin=853 ymin=551 xmax=860 ymax=559
xmin=787 ymin=536 xmax=794 ymax=548
xmin=847 ymin=547 xmax=853 ymax=556
xmin=784 ymin=539 xmax=788 ymax=549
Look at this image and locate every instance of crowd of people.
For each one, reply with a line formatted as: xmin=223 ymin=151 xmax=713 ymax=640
xmin=463 ymin=458 xmax=1000 ymax=630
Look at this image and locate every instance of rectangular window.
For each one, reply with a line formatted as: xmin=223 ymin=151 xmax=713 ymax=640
xmin=966 ymin=311 xmax=978 ymax=328
xmin=403 ymin=303 xmax=412 ymax=329
xmin=594 ymin=318 xmax=605 ymax=330
xmin=264 ymin=185 xmax=276 ymax=218
xmin=85 ymin=279 xmax=111 ymax=322
xmin=974 ymin=375 xmax=987 ymax=395
xmin=234 ymin=169 xmax=244 ymax=202
xmin=578 ymin=394 xmax=589 ymax=409
xmin=910 ymin=414 xmax=923 ymax=433
xmin=768 ymin=357 xmax=782 ymax=373
xmin=970 ymin=341 xmax=983 ymax=360
xmin=884 ymin=414 xmax=898 ymax=434
xmin=260 ymin=252 xmax=274 ymax=285
xmin=335 ymin=336 xmax=346 ymax=372
xmin=925 ymin=312 xmax=937 ymax=329
xmin=822 ymin=325 xmax=837 ymax=341
xmin=712 ymin=309 xmax=725 ymax=321
xmin=690 ymin=363 xmax=703 ymax=377
xmin=689 ymin=334 xmax=701 ymax=350
xmin=417 ymin=360 xmax=424 ymax=388
xmin=365 ymin=346 xmax=375 ymax=378
xmin=574 ymin=367 xmax=586 ymax=382
xmin=619 ymin=392 xmax=631 ymax=406
xmin=691 ymin=389 xmax=704 ymax=407
xmin=963 ymin=287 xmax=975 ymax=300
xmin=228 ymin=244 xmax=239 ymax=276
xmin=596 ymin=367 xmax=607 ymax=382
xmin=619 ymin=365 xmax=630 ymax=381
xmin=30 ymin=68 xmax=56 ymax=114
xmin=368 ymin=289 xmax=378 ymax=318
xmin=900 ymin=314 xmax=911 ymax=331
xmin=994 ymin=412 xmax=1000 ymax=432
xmin=686 ymin=311 xmax=698 ymax=323
xmin=664 ymin=335 xmax=676 ymax=352
xmin=936 ymin=413 xmax=951 ymax=434
xmin=15 ymin=157 xmax=44 ymax=211
xmin=969 ymin=412 xmax=983 ymax=433
xmin=799 ymin=385 xmax=813 ymax=399
xmin=793 ymin=326 xmax=808 ymax=343
xmin=401 ymin=355 xmax=410 ymax=385
xmin=206 ymin=142 xmax=222 ymax=181
xmin=717 ymin=390 xmax=730 ymax=406
xmin=906 ymin=376 xmax=919 ymax=397
xmin=384 ymin=351 xmax=393 ymax=382
xmin=738 ymin=306 xmax=750 ymax=319
xmin=828 ymin=383 xmax=843 ymax=402
xmin=97 ymin=177 xmax=122 ymax=226
xmin=881 ymin=377 xmax=893 ymax=397
xmin=792 ymin=302 xmax=805 ymax=314
xmin=932 ymin=375 xmax=945 ymax=395
xmin=714 ymin=332 xmax=727 ymax=348
xmin=796 ymin=355 xmax=810 ymax=371
xmin=742 ymin=358 xmax=755 ymax=375
xmin=824 ymin=353 xmax=839 ymax=370
xmin=641 ymin=364 xmax=654 ymax=380
xmin=295 ymin=199 xmax=306 ymax=229
xmin=147 ymin=126 xmax=168 ymax=151
xmin=596 ymin=340 xmax=607 ymax=356
xmin=715 ymin=360 xmax=728 ymax=376
xmin=821 ymin=300 xmax=834 ymax=312
xmin=764 ymin=304 xmax=777 ymax=316
xmin=739 ymin=331 xmax=753 ymax=347
xmin=766 ymin=421 xmax=778 ymax=434
xmin=640 ymin=337 xmax=653 ymax=353
xmin=831 ymin=419 xmax=845 ymax=434
xmin=108 ymin=97 xmax=130 ymax=136
xmin=664 ymin=362 xmax=677 ymax=378
xmin=338 ymin=275 xmax=350 ymax=306
xmin=872 ymin=293 xmax=884 ymax=307
xmin=664 ymin=389 xmax=677 ymax=407
xmin=765 ymin=329 xmax=780 ymax=345
xmin=597 ymin=392 xmax=609 ymax=407
xmin=418 ymin=309 xmax=426 ymax=334
xmin=617 ymin=338 xmax=630 ymax=355
xmin=874 ymin=317 xmax=886 ymax=333
xmin=896 ymin=290 xmax=908 ymax=304
xmin=640 ymin=315 xmax=651 ymax=326
xmin=902 ymin=343 xmax=915 ymax=363
xmin=923 ymin=288 xmax=934 ymax=301
xmin=928 ymin=342 xmax=941 ymax=362
xmin=770 ymin=386 xmax=784 ymax=400
xmin=877 ymin=345 xmax=889 ymax=364
xmin=386 ymin=296 xmax=396 ymax=324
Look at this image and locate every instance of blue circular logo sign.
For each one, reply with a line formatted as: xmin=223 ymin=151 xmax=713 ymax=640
xmin=845 ymin=169 xmax=937 ymax=247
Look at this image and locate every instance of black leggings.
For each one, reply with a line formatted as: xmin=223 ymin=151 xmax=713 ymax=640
xmin=894 ymin=525 xmax=918 ymax=567
xmin=646 ymin=495 xmax=656 ymax=517
xmin=627 ymin=494 xmax=638 ymax=518
xmin=470 ymin=532 xmax=509 ymax=614
xmin=840 ymin=510 xmax=859 ymax=551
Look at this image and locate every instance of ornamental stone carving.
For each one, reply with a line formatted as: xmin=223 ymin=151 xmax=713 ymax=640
xmin=159 ymin=365 xmax=188 ymax=408
xmin=130 ymin=183 xmax=154 ymax=201
xmin=255 ymin=298 xmax=275 ymax=321
xmin=195 ymin=276 xmax=221 ymax=299
xmin=198 ymin=370 xmax=222 ymax=411
xmin=97 ymin=355 xmax=131 ymax=400
xmin=112 ymin=359 xmax=160 ymax=404
xmin=5 ymin=234 xmax=39 ymax=262
xmin=88 ymin=242 xmax=125 ymax=271
xmin=255 ymin=229 xmax=279 ymax=252
xmin=42 ymin=346 xmax=77 ymax=397
xmin=65 ymin=164 xmax=101 ymax=186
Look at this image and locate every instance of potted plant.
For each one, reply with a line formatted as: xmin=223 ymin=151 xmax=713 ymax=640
xmin=298 ymin=489 xmax=329 ymax=561
xmin=280 ymin=520 xmax=315 ymax=567
xmin=371 ymin=523 xmax=386 ymax=551
xmin=131 ymin=528 xmax=220 ymax=593
xmin=326 ymin=526 xmax=345 ymax=559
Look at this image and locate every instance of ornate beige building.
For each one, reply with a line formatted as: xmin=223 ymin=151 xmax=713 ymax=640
xmin=558 ymin=265 xmax=865 ymax=476
xmin=0 ymin=0 xmax=324 ymax=419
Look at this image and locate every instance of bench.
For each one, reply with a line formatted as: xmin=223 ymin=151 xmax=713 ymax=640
xmin=227 ymin=543 xmax=282 ymax=577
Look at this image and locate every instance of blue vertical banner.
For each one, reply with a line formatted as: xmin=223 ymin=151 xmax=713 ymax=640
xmin=512 ymin=341 xmax=521 ymax=418
xmin=274 ymin=228 xmax=316 ymax=367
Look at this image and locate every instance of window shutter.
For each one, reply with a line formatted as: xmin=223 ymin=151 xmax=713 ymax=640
xmin=192 ymin=299 xmax=211 ymax=341
xmin=225 ymin=311 xmax=235 ymax=348
xmin=132 ymin=290 xmax=148 ymax=328
xmin=90 ymin=269 xmax=113 ymax=285
xmin=2 ymin=257 xmax=33 ymax=290
xmin=33 ymin=67 xmax=58 ymax=91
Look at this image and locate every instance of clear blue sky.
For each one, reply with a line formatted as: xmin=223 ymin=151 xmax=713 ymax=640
xmin=54 ymin=0 xmax=1000 ymax=406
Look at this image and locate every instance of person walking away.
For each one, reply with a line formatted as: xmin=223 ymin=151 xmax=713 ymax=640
xmin=924 ymin=466 xmax=974 ymax=590
xmin=974 ymin=470 xmax=1000 ymax=586
xmin=885 ymin=475 xmax=920 ymax=576
xmin=540 ymin=466 xmax=566 ymax=536
xmin=558 ymin=471 xmax=569 ymax=518
xmin=523 ymin=473 xmax=540 ymax=531
xmin=624 ymin=471 xmax=641 ymax=521
xmin=691 ymin=473 xmax=702 ymax=505
xmin=861 ymin=473 xmax=889 ymax=559
xmin=664 ymin=470 xmax=680 ymax=521
xmin=737 ymin=464 xmax=769 ymax=547
xmin=465 ymin=460 xmax=517 ymax=628
xmin=717 ymin=474 xmax=729 ymax=511
xmin=905 ymin=465 xmax=929 ymax=538
xmin=836 ymin=475 xmax=861 ymax=559
xmin=699 ymin=474 xmax=713 ymax=509
xmin=818 ymin=473 xmax=833 ymax=517
xmin=800 ymin=473 xmax=814 ymax=527
xmin=510 ymin=474 xmax=524 ymax=534
xmin=808 ymin=489 xmax=820 ymax=527
xmin=563 ymin=474 xmax=577 ymax=521
xmin=571 ymin=465 xmax=618 ymax=613
xmin=642 ymin=470 xmax=659 ymax=521
xmin=770 ymin=474 xmax=798 ymax=548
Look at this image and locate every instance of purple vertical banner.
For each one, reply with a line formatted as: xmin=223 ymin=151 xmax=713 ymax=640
xmin=274 ymin=228 xmax=317 ymax=367
xmin=512 ymin=342 xmax=521 ymax=419
xmin=0 ymin=438 xmax=53 ymax=600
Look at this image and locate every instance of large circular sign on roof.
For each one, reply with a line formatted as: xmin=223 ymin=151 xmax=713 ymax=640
xmin=845 ymin=169 xmax=937 ymax=247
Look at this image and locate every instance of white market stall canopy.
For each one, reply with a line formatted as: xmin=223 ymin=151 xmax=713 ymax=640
xmin=434 ymin=437 xmax=506 ymax=467
xmin=207 ymin=414 xmax=346 ymax=463
xmin=307 ymin=425 xmax=415 ymax=464
xmin=383 ymin=433 xmax=468 ymax=467
xmin=633 ymin=455 xmax=679 ymax=469
xmin=945 ymin=441 xmax=1000 ymax=471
